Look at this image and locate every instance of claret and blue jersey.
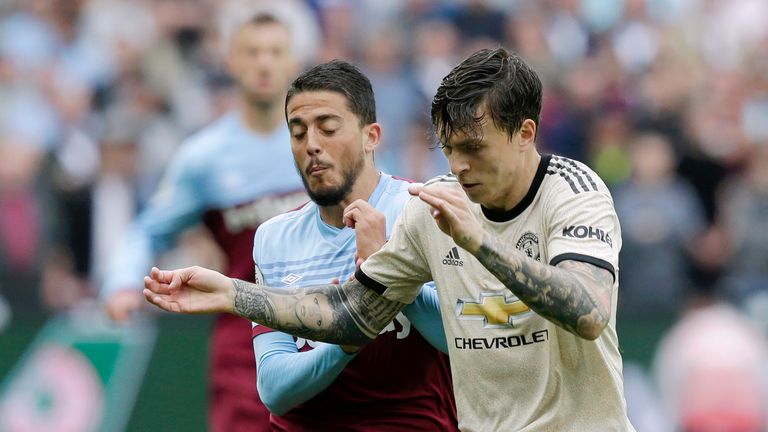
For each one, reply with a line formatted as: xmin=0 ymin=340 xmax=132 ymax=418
xmin=251 ymin=173 xmax=458 ymax=431
xmin=102 ymin=111 xmax=307 ymax=428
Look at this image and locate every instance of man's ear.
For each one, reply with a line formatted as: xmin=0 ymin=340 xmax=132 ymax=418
xmin=364 ymin=123 xmax=382 ymax=154
xmin=518 ymin=119 xmax=537 ymax=149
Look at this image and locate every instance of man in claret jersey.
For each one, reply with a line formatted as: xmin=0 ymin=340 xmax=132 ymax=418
xmin=248 ymin=59 xmax=457 ymax=430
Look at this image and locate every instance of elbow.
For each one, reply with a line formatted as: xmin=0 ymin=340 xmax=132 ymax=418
xmin=257 ymin=378 xmax=292 ymax=416
xmin=576 ymin=315 xmax=609 ymax=341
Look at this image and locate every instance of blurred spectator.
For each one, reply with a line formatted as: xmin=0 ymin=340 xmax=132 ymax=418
xmin=360 ymin=25 xmax=421 ymax=176
xmin=653 ymin=287 xmax=768 ymax=432
xmin=614 ymin=132 xmax=706 ymax=319
xmin=452 ymin=0 xmax=506 ymax=43
xmin=717 ymin=144 xmax=768 ymax=321
xmin=411 ymin=17 xmax=459 ymax=102
xmin=0 ymin=135 xmax=51 ymax=313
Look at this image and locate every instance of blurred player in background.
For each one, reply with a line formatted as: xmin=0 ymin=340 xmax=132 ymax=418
xmin=251 ymin=59 xmax=457 ymax=430
xmin=101 ymin=13 xmax=306 ymax=431
xmin=143 ymin=48 xmax=634 ymax=430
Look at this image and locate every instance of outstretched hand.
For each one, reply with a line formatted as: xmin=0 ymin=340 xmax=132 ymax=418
xmin=408 ymin=183 xmax=485 ymax=254
xmin=143 ymin=266 xmax=234 ymax=315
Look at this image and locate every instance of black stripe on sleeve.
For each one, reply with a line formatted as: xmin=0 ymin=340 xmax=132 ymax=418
xmin=554 ymin=156 xmax=598 ymax=191
xmin=354 ymin=267 xmax=388 ymax=295
xmin=553 ymin=170 xmax=580 ymax=194
xmin=549 ymin=253 xmax=616 ymax=282
xmin=551 ymin=161 xmax=589 ymax=193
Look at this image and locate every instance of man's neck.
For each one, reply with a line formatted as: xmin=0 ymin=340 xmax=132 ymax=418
xmin=318 ymin=167 xmax=381 ymax=228
xmin=240 ymin=96 xmax=284 ymax=134
xmin=496 ymin=151 xmax=542 ymax=212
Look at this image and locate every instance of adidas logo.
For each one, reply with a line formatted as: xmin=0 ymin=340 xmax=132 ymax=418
xmin=442 ymin=247 xmax=464 ymax=266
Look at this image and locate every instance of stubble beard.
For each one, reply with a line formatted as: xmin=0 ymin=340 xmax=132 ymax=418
xmin=298 ymin=152 xmax=366 ymax=207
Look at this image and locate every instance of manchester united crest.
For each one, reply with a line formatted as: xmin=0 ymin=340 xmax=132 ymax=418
xmin=516 ymin=232 xmax=540 ymax=261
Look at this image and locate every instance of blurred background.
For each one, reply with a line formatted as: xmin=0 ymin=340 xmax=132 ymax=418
xmin=0 ymin=0 xmax=766 ymax=431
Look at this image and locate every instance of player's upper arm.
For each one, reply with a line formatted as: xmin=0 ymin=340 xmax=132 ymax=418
xmin=138 ymin=143 xmax=208 ymax=246
xmin=546 ymin=180 xmax=620 ymax=337
xmin=547 ymin=186 xmax=620 ymax=284
xmin=555 ymin=259 xmax=614 ymax=332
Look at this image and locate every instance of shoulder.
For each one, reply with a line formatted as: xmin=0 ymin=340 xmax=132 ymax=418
xmin=423 ymin=173 xmax=460 ymax=188
xmin=400 ymin=173 xmax=461 ymax=219
xmin=172 ymin=114 xmax=236 ymax=168
xmin=257 ymin=201 xmax=314 ymax=237
xmin=543 ymin=155 xmax=612 ymax=200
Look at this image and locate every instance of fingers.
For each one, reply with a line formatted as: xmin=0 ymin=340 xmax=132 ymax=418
xmin=343 ymin=200 xmax=378 ymax=228
xmin=407 ymin=183 xmax=424 ymax=196
xmin=415 ymin=187 xmax=464 ymax=221
xmin=144 ymin=275 xmax=173 ymax=295
xmin=343 ymin=208 xmax=359 ymax=228
xmin=143 ymin=289 xmax=179 ymax=313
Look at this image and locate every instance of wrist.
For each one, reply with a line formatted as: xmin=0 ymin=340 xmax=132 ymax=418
xmin=464 ymin=230 xmax=485 ymax=255
xmin=227 ymin=277 xmax=238 ymax=314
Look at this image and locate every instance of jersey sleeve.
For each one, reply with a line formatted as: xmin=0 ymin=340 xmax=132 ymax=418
xmin=253 ymin=332 xmax=357 ymax=415
xmin=402 ymin=283 xmax=447 ymax=353
xmin=356 ymin=198 xmax=432 ymax=304
xmin=546 ymin=190 xmax=620 ymax=281
xmin=250 ymin=225 xmax=362 ymax=414
xmin=101 ymin=145 xmax=207 ymax=296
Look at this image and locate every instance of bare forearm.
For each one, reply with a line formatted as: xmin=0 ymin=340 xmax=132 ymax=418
xmin=231 ymin=279 xmax=402 ymax=345
xmin=473 ymin=235 xmax=610 ymax=339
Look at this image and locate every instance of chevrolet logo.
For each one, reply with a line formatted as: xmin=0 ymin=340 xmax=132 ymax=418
xmin=455 ymin=293 xmax=530 ymax=328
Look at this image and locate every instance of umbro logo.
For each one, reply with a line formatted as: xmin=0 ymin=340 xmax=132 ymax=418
xmin=281 ymin=273 xmax=302 ymax=285
xmin=442 ymin=247 xmax=464 ymax=266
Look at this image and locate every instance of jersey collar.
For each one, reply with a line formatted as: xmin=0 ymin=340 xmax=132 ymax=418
xmin=481 ymin=154 xmax=552 ymax=223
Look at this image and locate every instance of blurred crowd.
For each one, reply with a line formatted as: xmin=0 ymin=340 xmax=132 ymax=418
xmin=0 ymin=0 xmax=767 ymax=430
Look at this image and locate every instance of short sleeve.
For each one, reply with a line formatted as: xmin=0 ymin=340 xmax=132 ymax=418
xmin=357 ymin=198 xmax=431 ymax=304
xmin=547 ymin=191 xmax=620 ymax=281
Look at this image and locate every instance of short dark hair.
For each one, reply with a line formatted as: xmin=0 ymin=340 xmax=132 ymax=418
xmin=431 ymin=48 xmax=542 ymax=144
xmin=246 ymin=12 xmax=283 ymax=28
xmin=285 ymin=60 xmax=376 ymax=126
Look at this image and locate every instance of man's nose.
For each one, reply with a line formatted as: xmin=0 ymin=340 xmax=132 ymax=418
xmin=306 ymin=131 xmax=322 ymax=155
xmin=449 ymin=154 xmax=469 ymax=175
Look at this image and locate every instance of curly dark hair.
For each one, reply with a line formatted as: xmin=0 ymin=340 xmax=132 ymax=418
xmin=285 ymin=60 xmax=376 ymax=126
xmin=431 ymin=48 xmax=542 ymax=145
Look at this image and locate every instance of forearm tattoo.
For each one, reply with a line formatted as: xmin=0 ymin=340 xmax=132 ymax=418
xmin=231 ymin=278 xmax=403 ymax=345
xmin=474 ymin=235 xmax=613 ymax=338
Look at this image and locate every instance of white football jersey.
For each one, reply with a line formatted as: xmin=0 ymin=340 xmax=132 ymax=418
xmin=358 ymin=155 xmax=634 ymax=431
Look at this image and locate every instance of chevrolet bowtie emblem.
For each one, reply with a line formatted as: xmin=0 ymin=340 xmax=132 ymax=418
xmin=456 ymin=293 xmax=530 ymax=328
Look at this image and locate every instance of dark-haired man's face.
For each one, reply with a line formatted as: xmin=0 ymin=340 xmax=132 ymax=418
xmin=286 ymin=91 xmax=369 ymax=206
xmin=440 ymin=107 xmax=536 ymax=210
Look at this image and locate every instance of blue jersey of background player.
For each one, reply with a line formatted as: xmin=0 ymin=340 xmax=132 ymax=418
xmin=100 ymin=14 xmax=306 ymax=431
xmin=250 ymin=61 xmax=455 ymax=431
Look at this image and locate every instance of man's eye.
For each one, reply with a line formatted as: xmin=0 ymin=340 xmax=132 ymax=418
xmin=293 ymin=132 xmax=306 ymax=139
xmin=321 ymin=129 xmax=336 ymax=136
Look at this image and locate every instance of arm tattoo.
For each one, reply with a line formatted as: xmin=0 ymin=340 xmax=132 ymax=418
xmin=474 ymin=235 xmax=614 ymax=339
xmin=231 ymin=278 xmax=404 ymax=345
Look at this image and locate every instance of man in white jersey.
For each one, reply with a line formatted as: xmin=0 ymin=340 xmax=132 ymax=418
xmin=143 ymin=48 xmax=634 ymax=431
